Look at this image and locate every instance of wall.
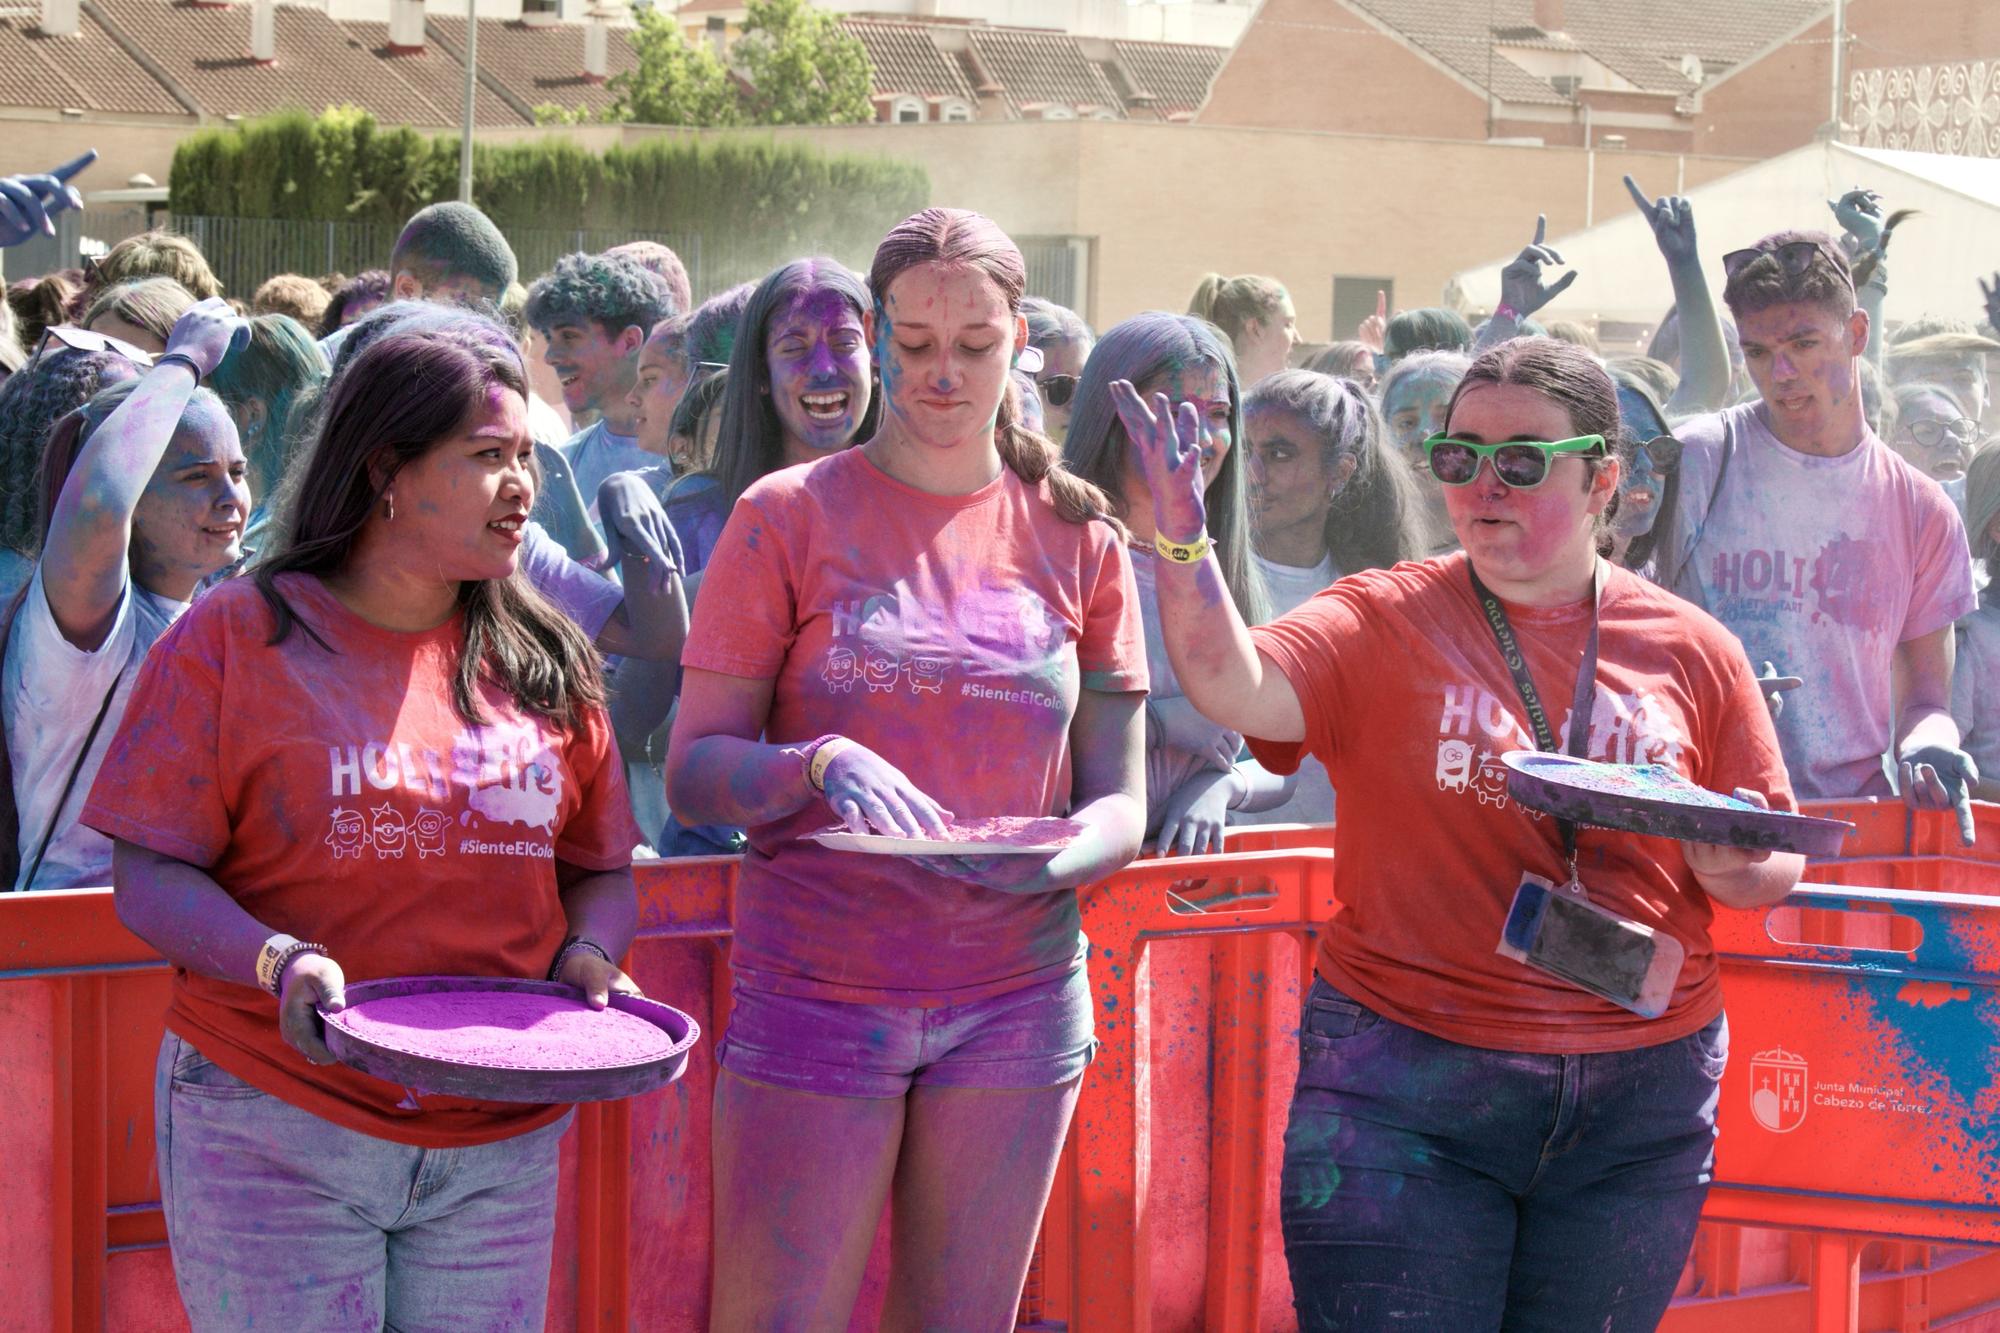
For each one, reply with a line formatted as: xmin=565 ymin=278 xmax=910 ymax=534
xmin=1197 ymin=0 xmax=1490 ymax=141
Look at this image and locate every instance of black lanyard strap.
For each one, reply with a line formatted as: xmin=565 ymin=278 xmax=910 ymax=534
xmin=1467 ymin=559 xmax=1604 ymax=869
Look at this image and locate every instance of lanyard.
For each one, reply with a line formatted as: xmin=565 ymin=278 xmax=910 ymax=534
xmin=1467 ymin=559 xmax=1604 ymax=877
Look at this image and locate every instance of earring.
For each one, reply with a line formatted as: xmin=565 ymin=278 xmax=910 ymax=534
xmin=383 ymin=491 xmax=395 ymax=522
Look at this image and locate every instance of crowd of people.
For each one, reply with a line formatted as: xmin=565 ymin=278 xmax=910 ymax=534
xmin=0 ymin=148 xmax=1993 ymax=1330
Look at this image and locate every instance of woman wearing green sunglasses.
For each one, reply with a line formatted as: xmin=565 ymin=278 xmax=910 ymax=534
xmin=1113 ymin=335 xmax=1803 ymax=1331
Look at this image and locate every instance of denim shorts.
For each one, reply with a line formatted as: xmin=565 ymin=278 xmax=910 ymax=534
xmin=717 ymin=965 xmax=1096 ymax=1098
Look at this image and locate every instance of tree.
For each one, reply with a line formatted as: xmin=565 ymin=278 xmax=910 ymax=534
xmin=608 ymin=7 xmax=740 ymax=127
xmin=731 ymin=0 xmax=874 ymax=127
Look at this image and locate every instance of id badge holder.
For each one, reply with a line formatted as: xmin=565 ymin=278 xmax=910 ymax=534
xmin=1497 ymin=874 xmax=1685 ymax=1019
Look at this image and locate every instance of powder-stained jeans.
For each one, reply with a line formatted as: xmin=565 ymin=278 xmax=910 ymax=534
xmin=1280 ymin=979 xmax=1725 ymax=1332
xmin=154 ymin=1032 xmax=571 ymax=1332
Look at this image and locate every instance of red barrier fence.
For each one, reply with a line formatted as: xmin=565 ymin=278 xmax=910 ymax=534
xmin=5 ymin=802 xmax=2000 ymax=1329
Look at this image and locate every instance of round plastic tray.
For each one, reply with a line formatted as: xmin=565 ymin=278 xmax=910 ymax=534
xmin=320 ymin=975 xmax=699 ymax=1103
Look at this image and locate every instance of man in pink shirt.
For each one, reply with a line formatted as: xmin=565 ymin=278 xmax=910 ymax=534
xmin=1656 ymin=230 xmax=1977 ymax=832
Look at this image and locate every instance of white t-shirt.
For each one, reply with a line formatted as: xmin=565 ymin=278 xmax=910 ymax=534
xmin=1238 ymin=551 xmax=1339 ymax=827
xmin=1252 ymin=550 xmax=1338 ymax=615
xmin=3 ymin=566 xmax=187 ymax=890
xmin=1658 ymin=402 xmax=1975 ymax=798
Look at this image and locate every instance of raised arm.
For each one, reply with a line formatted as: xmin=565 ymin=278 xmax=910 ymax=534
xmin=41 ymin=298 xmax=246 ymax=650
xmin=1624 ymin=176 xmax=1729 ymax=414
xmin=1830 ymin=189 xmax=1891 ymax=367
xmin=1109 ymin=379 xmax=1304 ymax=744
xmin=1476 ymin=215 xmax=1579 ymax=354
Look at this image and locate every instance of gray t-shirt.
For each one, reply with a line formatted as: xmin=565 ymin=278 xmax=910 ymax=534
xmin=1237 ymin=551 xmax=1338 ymax=826
xmin=4 ymin=565 xmax=186 ymax=890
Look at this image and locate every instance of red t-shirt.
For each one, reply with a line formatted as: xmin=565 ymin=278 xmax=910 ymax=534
xmin=682 ymin=448 xmax=1147 ymax=1006
xmin=1247 ymin=553 xmax=1795 ymax=1053
xmin=80 ymin=574 xmax=639 ymax=1147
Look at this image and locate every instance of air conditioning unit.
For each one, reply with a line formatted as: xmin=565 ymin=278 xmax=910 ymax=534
xmin=1549 ymin=75 xmax=1582 ymax=97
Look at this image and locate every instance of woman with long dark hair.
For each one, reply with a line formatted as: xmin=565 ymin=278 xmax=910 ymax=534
xmin=668 ymin=208 xmax=1146 ymax=1326
xmin=1124 ymin=335 xmax=1801 ymax=1330
xmin=82 ymin=314 xmax=642 ymax=1328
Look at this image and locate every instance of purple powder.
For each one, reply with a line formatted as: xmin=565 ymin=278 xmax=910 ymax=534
xmin=327 ymin=990 xmax=677 ymax=1070
xmin=1536 ymin=760 xmax=1754 ymax=811
xmin=936 ymin=816 xmax=1088 ymax=846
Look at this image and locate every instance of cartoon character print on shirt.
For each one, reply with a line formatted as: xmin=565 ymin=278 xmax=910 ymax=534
xmin=817 ymin=579 xmax=1075 ymax=712
xmin=1706 ymin=531 xmax=1898 ymax=641
xmin=412 ymin=808 xmax=449 ymax=858
xmin=1434 ymin=681 xmax=1689 ymax=816
xmin=822 ymin=647 xmax=858 ymax=693
xmin=325 ymin=807 xmax=367 ymax=858
xmin=322 ymin=722 xmax=566 ymax=861
xmin=371 ymin=805 xmax=409 ymax=857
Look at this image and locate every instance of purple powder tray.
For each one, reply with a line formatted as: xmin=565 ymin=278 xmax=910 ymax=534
xmin=1502 ymin=751 xmax=1853 ymax=858
xmin=320 ymin=975 xmax=700 ymax=1103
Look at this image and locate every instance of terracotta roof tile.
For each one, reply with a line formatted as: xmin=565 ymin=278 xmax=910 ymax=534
xmin=92 ymin=0 xmax=453 ymax=122
xmin=335 ymin=19 xmax=529 ymax=127
xmin=1110 ymin=39 xmax=1222 ymax=118
xmin=426 ymin=16 xmax=635 ymax=121
xmin=967 ymin=25 xmax=1123 ymax=118
xmin=843 ymin=18 xmax=975 ymax=103
xmin=0 ymin=8 xmax=188 ymax=116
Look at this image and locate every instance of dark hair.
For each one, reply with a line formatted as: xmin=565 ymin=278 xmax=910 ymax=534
xmin=1384 ymin=307 xmax=1474 ymax=363
xmin=208 ymin=314 xmax=329 ymax=500
xmin=321 ymin=269 xmax=391 ymax=337
xmin=1722 ymin=229 xmax=1856 ymax=322
xmin=872 ymin=209 xmax=1118 ymax=532
xmin=686 ymin=282 xmax=754 ymax=364
xmin=82 ymin=278 xmax=196 ymax=344
xmin=1246 ymin=369 xmax=1426 ymax=574
xmin=1608 ymin=368 xmax=1678 ymax=569
xmin=391 ymin=203 xmax=519 ymax=296
xmin=8 ymin=273 xmax=80 ymax=350
xmin=254 ymin=317 xmax=603 ymax=726
xmin=668 ymin=365 xmax=731 ymax=471
xmin=1606 ymin=354 xmax=1679 ymax=407
xmin=1022 ymin=296 xmax=1093 ymax=350
xmin=705 ymin=258 xmax=875 ymax=509
xmin=604 ymin=240 xmax=692 ymax=318
xmin=1304 ymin=341 xmax=1374 ymax=380
xmin=524 ymin=252 xmax=673 ymax=340
xmin=1063 ymin=311 xmax=1267 ymax=622
xmin=1187 ymin=273 xmax=1289 ymax=347
xmin=1445 ymin=337 xmax=1622 ymax=551
xmin=85 ymin=231 xmax=221 ymax=303
xmin=0 ymin=347 xmax=143 ymax=556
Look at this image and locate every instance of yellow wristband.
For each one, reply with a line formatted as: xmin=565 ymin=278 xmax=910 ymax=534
xmin=1154 ymin=531 xmax=1211 ymax=564
xmin=809 ymin=737 xmax=855 ymax=792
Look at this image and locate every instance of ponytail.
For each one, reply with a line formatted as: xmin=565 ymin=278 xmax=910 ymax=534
xmin=1187 ymin=273 xmax=1225 ymax=324
xmin=1186 ymin=273 xmax=1290 ymax=349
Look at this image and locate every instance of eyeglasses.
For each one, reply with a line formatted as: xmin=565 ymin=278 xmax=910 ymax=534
xmin=1423 ymin=432 xmax=1606 ymax=488
xmin=1037 ymin=373 xmax=1078 ymax=408
xmin=1721 ymin=238 xmax=1855 ymax=293
xmin=1633 ymin=433 xmax=1683 ymax=471
xmin=1903 ymin=417 xmax=1977 ymax=450
xmin=34 ymin=324 xmax=155 ymax=366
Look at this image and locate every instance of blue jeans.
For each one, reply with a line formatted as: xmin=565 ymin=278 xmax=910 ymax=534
xmin=1280 ymin=979 xmax=1725 ymax=1332
xmin=154 ymin=1032 xmax=572 ymax=1331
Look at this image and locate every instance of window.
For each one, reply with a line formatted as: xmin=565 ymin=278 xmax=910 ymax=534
xmin=1018 ymin=235 xmax=1090 ymax=312
xmin=1041 ymin=105 xmax=1076 ymax=121
xmin=891 ymin=96 xmax=924 ymax=123
xmin=1331 ymin=275 xmax=1394 ymax=343
xmin=942 ymin=100 xmax=973 ymax=123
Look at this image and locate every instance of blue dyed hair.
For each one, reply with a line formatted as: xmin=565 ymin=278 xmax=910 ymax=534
xmin=1061 ymin=311 xmax=1268 ymax=624
xmin=524 ymin=252 xmax=674 ymax=340
xmin=209 ymin=313 xmax=329 ymax=500
xmin=390 ymin=202 xmax=518 ymax=297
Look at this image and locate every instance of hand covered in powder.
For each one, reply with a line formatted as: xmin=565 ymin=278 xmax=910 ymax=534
xmin=1111 ymin=378 xmax=1208 ymax=544
xmin=1828 ymin=187 xmax=1885 ymax=257
xmin=1498 ymin=215 xmax=1579 ymax=319
xmin=1155 ymin=768 xmax=1237 ymax=858
xmin=1899 ymin=743 xmax=1980 ymax=847
xmin=819 ymin=741 xmax=954 ymax=840
xmin=1979 ymin=273 xmax=2000 ymax=336
xmin=1147 ymin=696 xmax=1239 ymax=772
xmin=598 ymin=471 xmax=683 ymax=595
xmin=279 ymin=952 xmax=347 ymax=1066
xmin=1756 ymin=660 xmax=1803 ymax=723
xmin=163 ymin=296 xmax=251 ymax=381
xmin=556 ymin=949 xmax=642 ymax=1011
xmin=0 ymin=150 xmax=93 ymax=247
xmin=1682 ymin=788 xmax=1778 ymax=880
xmin=1624 ymin=175 xmax=1700 ymax=267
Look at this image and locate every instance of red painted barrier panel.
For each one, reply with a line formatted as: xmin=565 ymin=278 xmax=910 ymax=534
xmin=8 ymin=802 xmax=2000 ymax=1331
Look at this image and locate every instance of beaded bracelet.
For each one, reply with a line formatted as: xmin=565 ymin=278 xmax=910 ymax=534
xmin=548 ymin=937 xmax=614 ymax=982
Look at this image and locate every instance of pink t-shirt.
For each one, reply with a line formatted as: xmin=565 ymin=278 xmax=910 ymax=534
xmin=1661 ymin=403 xmax=1975 ymax=798
xmin=681 ymin=449 xmax=1147 ymax=1006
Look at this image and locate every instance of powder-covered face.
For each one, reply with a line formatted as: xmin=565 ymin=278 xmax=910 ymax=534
xmin=1036 ymin=334 xmax=1091 ymax=441
xmin=130 ymin=394 xmax=250 ymax=599
xmin=1384 ymin=367 xmax=1458 ymax=460
xmin=1890 ymin=387 xmax=1976 ymax=483
xmin=1737 ymin=301 xmax=1866 ymax=447
xmin=1442 ymin=382 xmax=1616 ymax=587
xmin=378 ymin=384 xmax=536 ymax=584
xmin=1238 ymin=296 xmax=1299 ymax=386
xmin=1613 ymin=434 xmax=1673 ymax=539
xmin=629 ymin=334 xmax=692 ymax=459
xmin=766 ymin=285 xmax=870 ymax=460
xmin=542 ymin=319 xmax=636 ymax=417
xmin=1897 ymin=354 xmax=1988 ymax=425
xmin=1134 ymin=360 xmax=1234 ymax=491
xmin=1245 ymin=402 xmax=1347 ymax=541
xmin=874 ymin=264 xmax=1023 ymax=452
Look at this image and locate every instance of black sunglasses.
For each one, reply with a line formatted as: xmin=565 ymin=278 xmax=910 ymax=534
xmin=1037 ymin=373 xmax=1078 ymax=408
xmin=1721 ymin=239 xmax=1854 ymax=293
xmin=1633 ymin=433 xmax=1683 ymax=470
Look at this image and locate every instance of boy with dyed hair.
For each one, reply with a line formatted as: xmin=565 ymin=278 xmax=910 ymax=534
xmin=388 ymin=202 xmax=518 ymax=307
xmin=1654 ymin=228 xmax=1977 ymax=832
xmin=525 ymin=252 xmax=677 ymax=520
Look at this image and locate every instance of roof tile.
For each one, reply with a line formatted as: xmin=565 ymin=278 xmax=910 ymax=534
xmin=426 ymin=16 xmax=635 ymax=122
xmin=844 ymin=18 xmax=975 ymax=103
xmin=334 ymin=20 xmax=531 ymax=127
xmin=0 ymin=8 xmax=188 ymax=116
xmin=1111 ymin=39 xmax=1223 ymax=118
xmin=968 ymin=25 xmax=1123 ymax=118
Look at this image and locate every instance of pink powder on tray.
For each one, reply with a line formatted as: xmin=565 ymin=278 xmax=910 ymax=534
xmin=327 ymin=991 xmax=677 ymax=1071
xmin=1540 ymin=760 xmax=1750 ymax=810
xmin=936 ymin=816 xmax=1088 ymax=846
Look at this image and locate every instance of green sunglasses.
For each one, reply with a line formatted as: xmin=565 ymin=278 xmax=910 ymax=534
xmin=1422 ymin=432 xmax=1606 ymax=488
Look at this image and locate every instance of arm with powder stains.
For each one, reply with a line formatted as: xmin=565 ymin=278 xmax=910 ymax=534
xmin=1623 ymin=177 xmax=1730 ymax=413
xmin=1894 ymin=625 xmax=1979 ymax=845
xmin=1110 ymin=381 xmax=1307 ymax=745
xmin=42 ymin=298 xmax=246 ymax=650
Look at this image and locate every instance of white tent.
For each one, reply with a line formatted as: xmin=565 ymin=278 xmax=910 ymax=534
xmin=1451 ymin=141 xmax=2000 ymax=333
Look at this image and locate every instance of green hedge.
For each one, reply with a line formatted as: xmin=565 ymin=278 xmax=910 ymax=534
xmin=170 ymin=107 xmax=929 ymax=258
